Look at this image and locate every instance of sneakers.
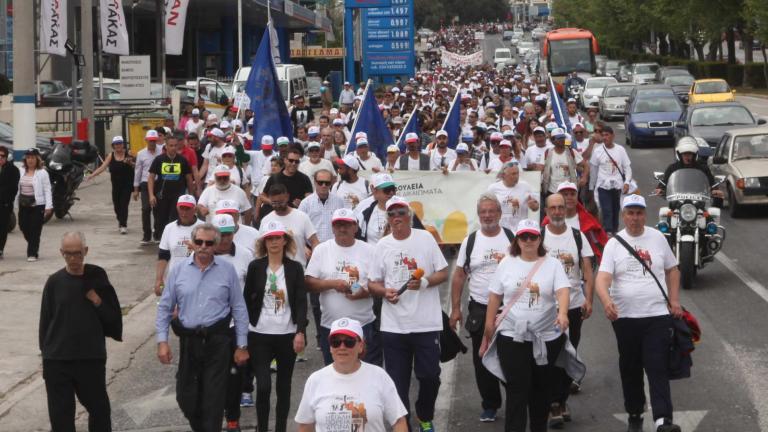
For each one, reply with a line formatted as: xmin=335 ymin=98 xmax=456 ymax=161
xmin=27 ymin=256 xmax=38 ymax=262
xmin=570 ymin=381 xmax=581 ymax=394
xmin=418 ymin=420 xmax=435 ymax=432
xmin=225 ymin=420 xmax=241 ymax=432
xmin=140 ymin=238 xmax=152 ymax=245
xmin=119 ymin=227 xmax=127 ymax=235
xmin=627 ymin=414 xmax=643 ymax=432
xmin=656 ymin=418 xmax=681 ymax=432
xmin=240 ymin=392 xmax=254 ymax=407
xmin=295 ymin=351 xmax=307 ymax=363
xmin=549 ymin=403 xmax=564 ymax=429
xmin=479 ymin=409 xmax=497 ymax=422
xmin=270 ymin=359 xmax=278 ymax=371
xmin=562 ymin=403 xmax=572 ymax=422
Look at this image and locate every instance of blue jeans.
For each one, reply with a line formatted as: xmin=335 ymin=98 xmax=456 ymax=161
xmin=318 ymin=321 xmax=382 ymax=366
xmin=598 ymin=187 xmax=622 ymax=234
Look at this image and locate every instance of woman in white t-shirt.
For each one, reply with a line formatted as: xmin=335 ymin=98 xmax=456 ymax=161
xmin=242 ymin=221 xmax=307 ymax=432
xmin=295 ymin=317 xmax=408 ymax=432
xmin=480 ymin=219 xmax=570 ymax=432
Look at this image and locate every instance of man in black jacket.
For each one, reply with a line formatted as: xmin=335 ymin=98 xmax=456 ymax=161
xmin=0 ymin=146 xmax=19 ymax=258
xmin=39 ymin=231 xmax=123 ymax=431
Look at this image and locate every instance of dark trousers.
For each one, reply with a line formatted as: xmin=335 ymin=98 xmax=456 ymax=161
xmin=310 ymin=292 xmax=322 ymax=347
xmin=42 ymin=359 xmax=111 ymax=432
xmin=249 ymin=332 xmax=297 ymax=432
xmin=111 ymin=185 xmax=131 ymax=228
xmin=381 ymin=331 xmax=441 ymax=424
xmin=225 ymin=329 xmax=252 ymax=422
xmin=139 ymin=183 xmax=157 ymax=241
xmin=554 ymin=307 xmax=584 ymax=405
xmin=597 ymin=187 xmax=622 ymax=234
xmin=468 ymin=301 xmax=503 ymax=411
xmin=176 ymin=332 xmax=231 ymax=432
xmin=612 ymin=315 xmax=674 ymax=422
xmin=318 ymin=321 xmax=382 ymax=366
xmin=497 ymin=334 xmax=565 ymax=432
xmin=18 ymin=204 xmax=44 ymax=258
xmin=154 ymin=194 xmax=180 ymax=240
xmin=0 ymin=203 xmax=12 ymax=252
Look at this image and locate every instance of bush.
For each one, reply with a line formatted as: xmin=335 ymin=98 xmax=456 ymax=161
xmin=744 ymin=63 xmax=767 ymax=88
xmin=727 ymin=64 xmax=744 ymax=87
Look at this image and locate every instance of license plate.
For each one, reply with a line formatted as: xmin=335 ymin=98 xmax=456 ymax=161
xmin=655 ymin=131 xmax=669 ymax=136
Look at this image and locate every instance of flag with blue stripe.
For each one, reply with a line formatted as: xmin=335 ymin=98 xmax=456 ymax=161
xmin=346 ymin=79 xmax=394 ymax=160
xmin=396 ymin=107 xmax=423 ymax=152
xmin=440 ymin=90 xmax=461 ymax=149
xmin=549 ymin=74 xmax=572 ymax=133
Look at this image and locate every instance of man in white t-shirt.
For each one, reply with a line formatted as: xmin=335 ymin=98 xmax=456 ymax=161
xmin=332 ymin=154 xmax=370 ymax=210
xmin=214 ymin=199 xmax=260 ymax=257
xmin=595 ymin=195 xmax=682 ymax=432
xmin=154 ymin=195 xmax=203 ymax=296
xmin=305 ymin=208 xmax=379 ymax=366
xmin=199 ymin=128 xmax=228 ymax=183
xmin=523 ymin=126 xmax=553 ymax=171
xmin=589 ymin=126 xmax=632 ymax=234
xmin=185 ymin=108 xmax=204 ymax=137
xmin=368 ymin=196 xmax=448 ymax=431
xmin=450 ymin=193 xmax=513 ymax=423
xmin=449 ymin=143 xmax=479 ymax=171
xmin=260 ymin=183 xmax=319 ymax=268
xmin=542 ymin=128 xmax=588 ymax=196
xmin=487 ymin=163 xmax=540 ymax=231
xmin=541 ymin=193 xmax=595 ymax=427
xmin=299 ymin=141 xmax=335 ymax=184
xmin=354 ymin=138 xmax=383 ymax=173
xmin=429 ymin=130 xmax=457 ymax=171
xmin=197 ymin=165 xmax=253 ymax=224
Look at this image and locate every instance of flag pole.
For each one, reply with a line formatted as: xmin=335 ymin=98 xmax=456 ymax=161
xmin=345 ymin=78 xmax=372 ymax=154
xmin=396 ymin=102 xmax=421 ymax=147
xmin=440 ymin=88 xmax=461 ymax=131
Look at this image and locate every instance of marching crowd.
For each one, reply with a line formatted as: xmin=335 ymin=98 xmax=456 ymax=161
xmin=4 ymin=24 xmax=701 ymax=432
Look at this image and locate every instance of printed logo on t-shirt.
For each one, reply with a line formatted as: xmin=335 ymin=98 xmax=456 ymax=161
xmin=528 ymin=282 xmax=541 ymax=307
xmin=161 ymin=162 xmax=182 ymax=180
xmin=324 ymin=395 xmax=367 ymax=431
xmin=625 ymin=246 xmax=653 ymax=276
xmin=391 ymin=253 xmax=418 ymax=283
xmin=264 ymin=277 xmax=287 ymax=314
xmin=502 ymin=195 xmax=521 ymax=215
xmin=482 ymin=249 xmax=506 ymax=267
xmin=513 ymin=277 xmax=542 ymax=310
xmin=550 ymin=249 xmax=575 ymax=276
xmin=335 ymin=259 xmax=360 ymax=285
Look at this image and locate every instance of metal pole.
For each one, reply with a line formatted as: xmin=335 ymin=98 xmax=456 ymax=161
xmin=11 ymin=0 xmax=35 ymax=159
xmin=344 ymin=7 xmax=354 ymax=85
xmin=131 ymin=3 xmax=136 ymax=55
xmin=71 ymin=1 xmax=78 ymax=138
xmin=96 ymin=3 xmax=104 ymax=99
xmin=237 ymin=0 xmax=243 ymax=69
xmin=81 ymin=0 xmax=95 ymax=144
xmin=160 ymin=0 xmax=166 ymax=98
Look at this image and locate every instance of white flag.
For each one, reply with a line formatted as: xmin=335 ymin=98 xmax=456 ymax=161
xmin=164 ymin=0 xmax=190 ymax=56
xmin=40 ymin=0 xmax=67 ymax=57
xmin=268 ymin=20 xmax=281 ymax=65
xmin=100 ymin=0 xmax=130 ymax=55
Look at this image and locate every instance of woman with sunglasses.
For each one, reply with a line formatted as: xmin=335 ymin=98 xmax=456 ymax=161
xmin=243 ymin=220 xmax=308 ymax=432
xmin=295 ymin=317 xmax=408 ymax=432
xmin=479 ymin=219 xmax=572 ymax=432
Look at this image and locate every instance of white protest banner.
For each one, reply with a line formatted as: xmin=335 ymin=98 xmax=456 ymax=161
xmin=100 ymin=0 xmax=130 ymax=55
xmin=165 ymin=0 xmax=190 ymax=55
xmin=40 ymin=0 xmax=67 ymax=57
xmin=381 ymin=170 xmax=541 ymax=244
xmin=440 ymin=48 xmax=483 ymax=68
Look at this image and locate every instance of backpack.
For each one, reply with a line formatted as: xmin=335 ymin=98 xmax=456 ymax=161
xmin=541 ymin=226 xmax=583 ymax=268
xmin=463 ymin=228 xmax=515 ymax=274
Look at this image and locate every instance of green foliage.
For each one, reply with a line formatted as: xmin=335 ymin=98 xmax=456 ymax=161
xmin=414 ymin=0 xmax=507 ymax=29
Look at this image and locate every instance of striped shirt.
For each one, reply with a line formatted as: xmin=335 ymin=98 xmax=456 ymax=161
xmin=298 ymin=192 xmax=346 ymax=243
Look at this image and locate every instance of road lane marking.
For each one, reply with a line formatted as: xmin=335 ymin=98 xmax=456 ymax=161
xmin=715 ymin=252 xmax=768 ymax=304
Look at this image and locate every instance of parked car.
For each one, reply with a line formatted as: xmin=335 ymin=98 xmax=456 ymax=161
xmin=39 ymin=80 xmax=68 ymax=97
xmin=655 ymin=66 xmax=692 ymax=84
xmin=688 ymin=79 xmax=736 ymax=104
xmin=664 ymin=75 xmax=695 ymax=104
xmin=625 ymin=92 xmax=683 ymax=147
xmin=581 ymin=76 xmax=617 ymax=108
xmin=674 ymin=102 xmax=765 ymax=154
xmin=0 ymin=121 xmax=57 ymax=155
xmin=40 ymin=84 xmax=121 ymax=106
xmin=306 ymin=76 xmax=323 ymax=108
xmin=708 ymin=126 xmax=768 ymax=216
xmin=601 ymin=60 xmax=627 ymax=79
xmin=599 ymin=83 xmax=635 ymax=120
xmin=628 ymin=62 xmax=660 ymax=85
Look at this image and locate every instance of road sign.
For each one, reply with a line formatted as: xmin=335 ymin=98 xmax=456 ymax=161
xmin=366 ymin=52 xmax=414 ymax=75
xmin=474 ymin=31 xmax=485 ymax=40
xmin=119 ymin=55 xmax=151 ymax=100
xmin=361 ymin=0 xmax=414 ymax=81
xmin=366 ymin=39 xmax=411 ymax=52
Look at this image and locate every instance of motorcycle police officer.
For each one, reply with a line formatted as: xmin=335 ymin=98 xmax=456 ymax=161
xmin=563 ymin=71 xmax=586 ymax=100
xmin=654 ymin=136 xmax=724 ymax=205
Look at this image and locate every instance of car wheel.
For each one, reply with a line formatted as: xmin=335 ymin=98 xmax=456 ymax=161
xmin=727 ymin=184 xmax=745 ymax=218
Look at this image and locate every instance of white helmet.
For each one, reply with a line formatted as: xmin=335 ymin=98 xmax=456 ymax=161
xmin=675 ymin=136 xmax=699 ymax=161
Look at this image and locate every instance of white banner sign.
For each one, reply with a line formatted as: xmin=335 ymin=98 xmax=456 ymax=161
xmin=119 ymin=55 xmax=151 ymax=99
xmin=164 ymin=0 xmax=190 ymax=55
xmin=377 ymin=171 xmax=541 ymax=244
xmin=40 ymin=0 xmax=67 ymax=57
xmin=474 ymin=31 xmax=485 ymax=40
xmin=100 ymin=0 xmax=130 ymax=55
xmin=440 ymin=48 xmax=483 ymax=68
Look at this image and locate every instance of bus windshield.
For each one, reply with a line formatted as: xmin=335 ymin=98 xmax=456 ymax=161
xmin=548 ymin=38 xmax=593 ymax=75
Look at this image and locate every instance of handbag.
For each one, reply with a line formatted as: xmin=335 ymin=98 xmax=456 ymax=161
xmin=440 ymin=311 xmax=467 ymax=363
xmin=613 ymin=235 xmax=696 ymax=380
xmin=18 ymin=194 xmax=36 ymax=208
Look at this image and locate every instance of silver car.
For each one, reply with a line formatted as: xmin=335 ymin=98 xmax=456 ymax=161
xmin=599 ymin=84 xmax=635 ymax=120
xmin=709 ymin=126 xmax=768 ymax=217
xmin=581 ymin=77 xmax=617 ymax=108
xmin=629 ymin=62 xmax=660 ymax=85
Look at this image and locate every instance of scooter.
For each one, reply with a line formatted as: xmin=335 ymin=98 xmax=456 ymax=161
xmin=44 ymin=140 xmax=97 ymax=220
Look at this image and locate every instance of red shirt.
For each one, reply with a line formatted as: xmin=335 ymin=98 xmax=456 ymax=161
xmin=179 ymin=146 xmax=198 ymax=169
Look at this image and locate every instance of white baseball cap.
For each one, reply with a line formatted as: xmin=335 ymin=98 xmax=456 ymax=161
xmin=339 ymin=154 xmax=360 ymax=171
xmin=515 ymin=219 xmax=541 ymax=236
xmin=213 ymin=164 xmax=231 ymax=177
xmin=111 ymin=135 xmax=125 ymax=144
xmin=356 ymin=137 xmax=369 ymax=147
xmin=557 ymin=181 xmax=578 ymax=192
xmin=213 ymin=214 xmax=236 ymax=233
xmin=307 ymin=141 xmax=321 ymax=150
xmin=221 ymin=146 xmax=236 ymax=155
xmin=385 ymin=195 xmax=409 ymax=210
xmin=329 ymin=317 xmax=364 ymax=341
xmin=261 ymin=220 xmax=288 ymax=238
xmin=308 ymin=126 xmax=320 ymax=136
xmin=387 ymin=144 xmax=400 ymax=153
xmin=331 ymin=208 xmax=357 ymax=224
xmin=261 ymin=135 xmax=274 ymax=145
xmin=191 ymin=108 xmax=200 ymax=116
xmin=622 ymin=194 xmax=646 ymax=209
xmin=220 ymin=120 xmax=231 ymax=129
xmin=145 ymin=129 xmax=159 ymax=141
xmin=436 ymin=130 xmax=448 ymax=138
xmin=373 ymin=173 xmax=395 ymax=189
xmin=276 ymin=136 xmax=291 ymax=146
xmin=176 ymin=194 xmax=197 ymax=208
xmin=456 ymin=143 xmax=470 ymax=153
xmin=210 ymin=128 xmax=225 ymax=139
xmin=551 ymin=128 xmax=567 ymax=139
xmin=332 ymin=118 xmax=345 ymax=126
xmin=355 ymin=131 xmax=368 ymax=141
xmin=533 ymin=126 xmax=546 ymax=134
xmin=499 ymin=139 xmax=512 ymax=148
xmin=215 ymin=199 xmax=240 ymax=214
xmin=405 ymin=132 xmax=419 ymax=143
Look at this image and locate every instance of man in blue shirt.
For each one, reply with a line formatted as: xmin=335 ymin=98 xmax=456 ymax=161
xmin=156 ymin=223 xmax=250 ymax=432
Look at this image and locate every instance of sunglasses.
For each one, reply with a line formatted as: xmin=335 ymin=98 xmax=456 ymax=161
xmin=387 ymin=208 xmax=409 ymax=217
xmin=518 ymin=233 xmax=540 ymax=242
xmin=193 ymin=239 xmax=215 ymax=246
xmin=381 ymin=186 xmax=396 ymax=195
xmin=286 ymin=158 xmax=301 ymax=164
xmin=316 ymin=180 xmax=332 ymax=186
xmin=329 ymin=336 xmax=358 ymax=349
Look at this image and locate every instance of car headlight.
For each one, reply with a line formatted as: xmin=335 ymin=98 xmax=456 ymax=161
xmin=680 ymin=203 xmax=697 ymax=222
xmin=745 ymin=177 xmax=761 ymax=188
xmin=49 ymin=161 xmax=63 ymax=170
xmin=634 ymin=122 xmax=648 ymax=128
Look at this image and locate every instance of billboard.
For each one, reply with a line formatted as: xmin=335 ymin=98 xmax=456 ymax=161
xmin=361 ymin=0 xmax=414 ymax=81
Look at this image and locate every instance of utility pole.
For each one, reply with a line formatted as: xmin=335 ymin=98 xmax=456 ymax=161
xmin=12 ymin=0 xmax=35 ymax=159
xmin=81 ymin=0 xmax=95 ymax=144
xmin=238 ymin=0 xmax=243 ymax=69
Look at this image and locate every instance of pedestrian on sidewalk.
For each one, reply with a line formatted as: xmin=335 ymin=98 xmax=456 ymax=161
xmin=156 ymin=223 xmax=250 ymax=432
xmin=133 ymin=130 xmax=165 ymax=245
xmin=18 ymin=148 xmax=52 ymax=261
xmin=0 ymin=145 xmax=19 ymax=259
xmin=243 ymin=220 xmax=308 ymax=432
xmin=148 ymin=134 xmax=194 ymax=239
xmin=86 ymin=136 xmax=135 ymax=234
xmin=40 ymin=231 xmax=123 ymax=432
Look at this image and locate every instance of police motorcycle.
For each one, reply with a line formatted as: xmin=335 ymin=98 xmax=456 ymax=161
xmin=653 ymin=167 xmax=727 ymax=290
xmin=43 ymin=140 xmax=98 ymax=220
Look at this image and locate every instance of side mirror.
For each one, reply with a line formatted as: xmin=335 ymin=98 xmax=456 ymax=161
xmin=715 ymin=175 xmax=726 ymax=183
xmin=653 ymin=171 xmax=665 ymax=182
xmin=758 ymin=118 xmax=767 ymax=125
xmin=712 ymin=156 xmax=727 ymax=164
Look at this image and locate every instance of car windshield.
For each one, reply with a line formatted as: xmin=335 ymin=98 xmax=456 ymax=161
xmin=691 ymin=106 xmax=754 ymax=126
xmin=633 ymin=96 xmax=680 ymax=113
xmin=586 ymin=78 xmax=616 ymax=88
xmin=665 ymin=76 xmax=694 ymax=86
xmin=496 ymin=51 xmax=511 ymax=58
xmin=732 ymin=134 xmax=768 ymax=160
xmin=634 ymin=64 xmax=659 ymax=74
xmin=0 ymin=122 xmax=13 ymax=140
xmin=605 ymin=61 xmax=622 ymax=70
xmin=666 ymin=169 xmax=711 ymax=198
xmin=548 ymin=38 xmax=592 ymax=74
xmin=695 ymin=81 xmax=730 ymax=94
xmin=604 ymin=86 xmax=634 ymax=97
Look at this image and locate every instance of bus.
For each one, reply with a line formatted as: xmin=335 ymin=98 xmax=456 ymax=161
xmin=541 ymin=28 xmax=599 ymax=93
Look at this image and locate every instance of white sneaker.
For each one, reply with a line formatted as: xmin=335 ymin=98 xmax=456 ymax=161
xmin=119 ymin=227 xmax=127 ymax=235
xmin=27 ymin=257 xmax=38 ymax=262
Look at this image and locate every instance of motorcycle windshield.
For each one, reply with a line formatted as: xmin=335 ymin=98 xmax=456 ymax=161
xmin=49 ymin=144 xmax=72 ymax=165
xmin=666 ymin=169 xmax=710 ymax=200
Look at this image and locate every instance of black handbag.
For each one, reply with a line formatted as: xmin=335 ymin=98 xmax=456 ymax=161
xmin=18 ymin=194 xmax=36 ymax=208
xmin=440 ymin=311 xmax=467 ymax=363
xmin=613 ymin=235 xmax=695 ymax=380
xmin=464 ymin=300 xmax=486 ymax=334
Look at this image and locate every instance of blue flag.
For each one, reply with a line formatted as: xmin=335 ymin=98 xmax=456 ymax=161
xmin=549 ymin=74 xmax=572 ymax=133
xmin=396 ymin=107 xmax=423 ymax=152
xmin=245 ymin=27 xmax=293 ymax=148
xmin=346 ymin=80 xmax=394 ymax=160
xmin=440 ymin=91 xmax=461 ymax=149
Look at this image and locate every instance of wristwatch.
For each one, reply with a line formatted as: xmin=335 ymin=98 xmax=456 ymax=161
xmin=237 ymin=345 xmax=248 ymax=350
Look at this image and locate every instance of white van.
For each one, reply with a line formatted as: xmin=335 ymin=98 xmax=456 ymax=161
xmin=231 ymin=64 xmax=308 ymax=108
xmin=493 ymin=48 xmax=513 ymax=67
